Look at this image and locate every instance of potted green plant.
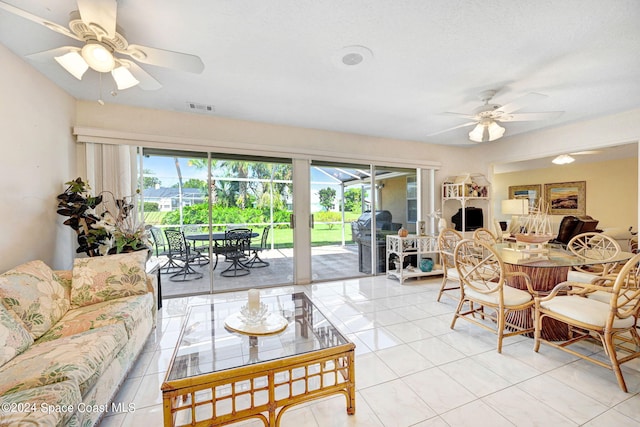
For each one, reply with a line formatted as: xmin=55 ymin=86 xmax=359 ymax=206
xmin=57 ymin=177 xmax=150 ymax=257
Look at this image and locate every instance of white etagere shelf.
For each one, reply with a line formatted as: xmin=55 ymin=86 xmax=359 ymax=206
xmin=386 ymin=234 xmax=442 ymax=285
xmin=441 ymin=173 xmax=491 ymax=237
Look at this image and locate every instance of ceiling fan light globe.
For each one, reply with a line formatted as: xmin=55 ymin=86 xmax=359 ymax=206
xmin=487 ymin=121 xmax=505 ymax=141
xmin=54 ymin=50 xmax=88 ymax=80
xmin=111 ymin=65 xmax=139 ymax=90
xmin=468 ymin=123 xmax=485 ymax=142
xmin=81 ymin=42 xmax=115 ymax=72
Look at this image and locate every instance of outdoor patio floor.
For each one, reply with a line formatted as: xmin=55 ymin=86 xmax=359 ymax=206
xmin=158 ymin=244 xmax=370 ymax=297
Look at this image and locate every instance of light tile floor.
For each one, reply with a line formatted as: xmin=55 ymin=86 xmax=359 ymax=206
xmin=100 ymin=276 xmax=640 ymax=427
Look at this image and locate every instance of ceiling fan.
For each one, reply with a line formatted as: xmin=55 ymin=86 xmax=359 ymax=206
xmin=429 ymin=90 xmax=564 ymax=143
xmin=0 ymin=0 xmax=204 ymax=91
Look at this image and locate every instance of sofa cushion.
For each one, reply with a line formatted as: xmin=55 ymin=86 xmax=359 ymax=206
xmin=38 ymin=293 xmax=154 ymax=343
xmin=0 ymin=323 xmax=128 ymax=397
xmin=70 ymin=251 xmax=148 ymax=308
xmin=0 ymin=379 xmax=82 ymax=427
xmin=0 ymin=260 xmax=70 ymax=340
xmin=0 ymin=303 xmax=34 ymax=367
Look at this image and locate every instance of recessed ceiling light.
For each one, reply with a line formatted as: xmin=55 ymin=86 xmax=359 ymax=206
xmin=332 ymin=45 xmax=373 ymax=69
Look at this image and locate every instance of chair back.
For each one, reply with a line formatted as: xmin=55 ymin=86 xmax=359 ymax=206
xmin=473 ymin=227 xmax=497 ymax=244
xmin=438 ymin=228 xmax=463 ymax=271
xmin=568 ymin=232 xmax=621 ymax=275
xmin=454 ymin=239 xmax=505 ymax=295
xmin=225 ymin=228 xmax=251 ymax=253
xmin=603 ymin=252 xmax=640 ymax=323
xmin=260 ymin=226 xmax=270 ymax=248
xmin=150 ymin=226 xmax=167 ymax=256
xmin=164 ymin=229 xmax=188 ymax=255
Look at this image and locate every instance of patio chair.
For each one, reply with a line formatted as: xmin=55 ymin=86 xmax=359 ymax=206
xmin=164 ymin=229 xmax=203 ymax=282
xmin=150 ymin=227 xmax=182 ymax=274
xmin=244 ymin=226 xmax=270 ymax=268
xmin=533 ymin=252 xmax=640 ymax=392
xmin=220 ymin=229 xmax=251 ymax=277
xmin=182 ymin=225 xmax=210 ymax=266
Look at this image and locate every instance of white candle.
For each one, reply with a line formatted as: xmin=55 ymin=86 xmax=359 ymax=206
xmin=248 ymin=289 xmax=260 ymax=311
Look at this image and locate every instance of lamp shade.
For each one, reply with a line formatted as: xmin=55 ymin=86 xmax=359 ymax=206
xmin=501 ymin=199 xmax=529 ymax=215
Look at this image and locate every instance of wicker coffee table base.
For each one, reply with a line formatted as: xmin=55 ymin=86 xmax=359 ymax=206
xmin=162 ymin=346 xmax=355 ymax=427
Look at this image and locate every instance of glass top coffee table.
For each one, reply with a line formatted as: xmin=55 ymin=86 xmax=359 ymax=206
xmin=161 ymin=292 xmax=356 ymax=426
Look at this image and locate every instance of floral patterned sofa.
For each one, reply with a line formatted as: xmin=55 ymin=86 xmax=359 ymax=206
xmin=0 ymin=251 xmax=156 ymax=427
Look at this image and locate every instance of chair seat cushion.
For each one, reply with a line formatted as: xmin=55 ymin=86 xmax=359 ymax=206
xmin=446 ymin=267 xmax=459 ymax=278
xmin=540 ymin=296 xmax=635 ymax=329
xmin=566 ymin=270 xmax=598 ymax=284
xmin=465 ymin=284 xmax=532 ymax=306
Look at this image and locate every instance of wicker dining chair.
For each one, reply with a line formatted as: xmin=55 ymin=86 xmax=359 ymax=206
xmin=436 ymin=228 xmax=463 ymax=302
xmin=472 ymin=227 xmax=498 ymax=245
xmin=566 ymin=232 xmax=621 ymax=283
xmin=533 ymin=252 xmax=640 ymax=392
xmin=452 ymin=239 xmax=537 ymax=353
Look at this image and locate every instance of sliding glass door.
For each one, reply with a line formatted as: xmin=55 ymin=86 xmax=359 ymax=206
xmin=142 ymin=149 xmax=294 ymax=297
xmin=308 ymin=162 xmax=418 ymax=282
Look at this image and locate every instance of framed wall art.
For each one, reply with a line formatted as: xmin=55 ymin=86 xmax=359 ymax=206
xmin=508 ymin=184 xmax=541 ymax=211
xmin=545 ymin=181 xmax=586 ymax=216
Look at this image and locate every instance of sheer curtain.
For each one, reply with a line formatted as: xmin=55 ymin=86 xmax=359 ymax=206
xmin=84 ymin=142 xmax=138 ymax=199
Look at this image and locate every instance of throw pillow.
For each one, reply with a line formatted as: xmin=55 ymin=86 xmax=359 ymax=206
xmin=0 ymin=303 xmax=33 ymax=367
xmin=70 ymin=251 xmax=148 ymax=308
xmin=0 ymin=260 xmax=70 ymax=340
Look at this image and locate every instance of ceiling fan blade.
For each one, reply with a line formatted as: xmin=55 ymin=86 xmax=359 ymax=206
xmin=118 ymin=59 xmax=162 ymax=91
xmin=442 ymin=112 xmax=477 ymax=120
xmin=27 ymin=47 xmax=79 ymax=62
xmin=0 ymin=1 xmax=81 ymax=41
xmin=427 ymin=121 xmax=477 ymax=137
xmin=77 ymin=0 xmax=117 ymax=40
xmin=495 ymin=92 xmax=548 ymax=115
xmin=122 ymin=44 xmax=205 ymax=73
xmin=497 ymin=111 xmax=564 ymax=122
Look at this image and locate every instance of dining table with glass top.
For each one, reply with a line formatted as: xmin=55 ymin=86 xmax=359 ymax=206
xmin=161 ymin=292 xmax=356 ymax=427
xmin=494 ymin=242 xmax=635 ymax=341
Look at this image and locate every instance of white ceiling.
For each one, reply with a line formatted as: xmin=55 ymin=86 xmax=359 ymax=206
xmin=1 ymin=0 xmax=640 ymax=152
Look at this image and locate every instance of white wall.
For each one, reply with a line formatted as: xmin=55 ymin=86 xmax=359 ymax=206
xmin=0 ymin=44 xmax=77 ymax=271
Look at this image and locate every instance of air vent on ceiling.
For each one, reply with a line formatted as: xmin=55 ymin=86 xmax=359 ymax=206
xmin=186 ymin=102 xmax=216 ymax=114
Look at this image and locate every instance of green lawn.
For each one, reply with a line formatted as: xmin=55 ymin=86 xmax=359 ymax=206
xmin=144 ymin=212 xmax=360 ymax=248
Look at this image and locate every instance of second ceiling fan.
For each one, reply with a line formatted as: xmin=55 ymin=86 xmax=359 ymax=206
xmin=430 ymin=90 xmax=564 ymax=143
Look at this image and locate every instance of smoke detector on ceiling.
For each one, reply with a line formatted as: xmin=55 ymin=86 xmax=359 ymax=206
xmin=332 ymin=45 xmax=373 ymax=69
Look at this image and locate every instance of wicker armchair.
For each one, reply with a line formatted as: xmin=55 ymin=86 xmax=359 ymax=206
xmin=452 ymin=239 xmax=537 ymax=353
xmin=533 ymin=252 xmax=640 ymax=392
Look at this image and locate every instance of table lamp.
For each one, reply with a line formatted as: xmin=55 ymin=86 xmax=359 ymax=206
xmin=501 ymin=199 xmax=529 ymax=235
